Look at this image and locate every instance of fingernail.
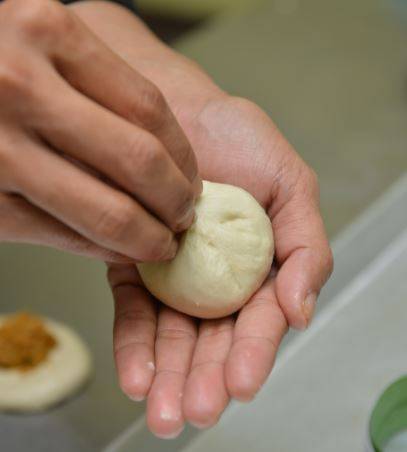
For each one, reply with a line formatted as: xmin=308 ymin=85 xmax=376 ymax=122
xmin=189 ymin=416 xmax=219 ymax=429
xmin=302 ymin=293 xmax=317 ymax=327
xmin=234 ymin=393 xmax=255 ymax=403
xmin=182 ymin=204 xmax=195 ymax=225
xmin=193 ymin=176 xmax=203 ymax=197
xmin=113 ymin=253 xmax=137 ymax=264
xmin=129 ymin=394 xmax=145 ymax=402
xmin=154 ymin=424 xmax=184 ymax=440
xmin=175 ymin=204 xmax=196 ymax=232
xmin=189 ymin=420 xmax=213 ymax=430
xmin=164 ymin=239 xmax=178 ymax=260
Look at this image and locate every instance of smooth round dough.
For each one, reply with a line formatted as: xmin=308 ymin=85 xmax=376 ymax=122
xmin=0 ymin=316 xmax=92 ymax=412
xmin=137 ymin=181 xmax=274 ymax=318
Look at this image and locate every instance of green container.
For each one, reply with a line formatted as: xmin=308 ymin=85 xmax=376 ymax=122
xmin=369 ymin=376 xmax=407 ymax=452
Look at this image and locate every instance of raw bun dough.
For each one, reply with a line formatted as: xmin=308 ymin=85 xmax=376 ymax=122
xmin=0 ymin=316 xmax=92 ymax=412
xmin=138 ymin=181 xmax=274 ymax=319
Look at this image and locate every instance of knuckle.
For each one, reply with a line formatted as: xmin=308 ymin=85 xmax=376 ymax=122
xmin=130 ymin=136 xmax=166 ymax=178
xmin=14 ymin=0 xmax=73 ymax=40
xmin=95 ymin=200 xmax=135 ymax=243
xmin=136 ymin=83 xmax=167 ymax=130
xmin=0 ymin=59 xmax=32 ymax=97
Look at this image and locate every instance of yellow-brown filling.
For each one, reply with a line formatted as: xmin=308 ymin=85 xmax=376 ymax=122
xmin=0 ymin=312 xmax=57 ymax=371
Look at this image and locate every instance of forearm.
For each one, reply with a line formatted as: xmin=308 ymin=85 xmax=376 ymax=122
xmin=68 ymin=1 xmax=223 ymax=115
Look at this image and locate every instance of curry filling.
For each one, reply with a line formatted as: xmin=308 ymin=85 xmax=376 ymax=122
xmin=0 ymin=312 xmax=57 ymax=371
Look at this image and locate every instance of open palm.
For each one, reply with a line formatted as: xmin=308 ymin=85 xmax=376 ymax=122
xmin=107 ymin=96 xmax=332 ymax=438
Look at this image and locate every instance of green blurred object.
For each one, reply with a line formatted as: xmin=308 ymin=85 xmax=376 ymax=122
xmin=136 ymin=0 xmax=261 ymax=19
xmin=370 ymin=376 xmax=407 ymax=451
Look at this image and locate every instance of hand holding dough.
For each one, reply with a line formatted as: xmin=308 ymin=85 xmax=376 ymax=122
xmin=137 ymin=181 xmax=274 ymax=318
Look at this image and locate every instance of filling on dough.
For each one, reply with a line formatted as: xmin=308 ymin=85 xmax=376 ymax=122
xmin=0 ymin=312 xmax=57 ymax=371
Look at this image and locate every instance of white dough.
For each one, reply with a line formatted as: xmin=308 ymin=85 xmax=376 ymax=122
xmin=137 ymin=181 xmax=274 ymax=318
xmin=0 ymin=316 xmax=92 ymax=412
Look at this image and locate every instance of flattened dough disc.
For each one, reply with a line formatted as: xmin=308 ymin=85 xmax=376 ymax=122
xmin=0 ymin=315 xmax=92 ymax=412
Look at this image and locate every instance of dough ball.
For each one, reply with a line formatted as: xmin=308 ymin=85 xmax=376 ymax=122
xmin=0 ymin=314 xmax=92 ymax=412
xmin=137 ymin=181 xmax=274 ymax=319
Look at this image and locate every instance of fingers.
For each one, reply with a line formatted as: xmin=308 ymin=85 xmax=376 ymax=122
xmin=183 ymin=317 xmax=234 ymax=429
xmin=0 ymin=192 xmax=131 ymax=262
xmin=147 ymin=307 xmax=197 ymax=439
xmin=0 ymin=0 xmax=201 ymax=266
xmin=270 ymin=169 xmax=333 ymax=329
xmin=42 ymin=3 xmax=201 ymax=194
xmin=11 ymin=137 xmax=177 ymax=261
xmin=32 ymin=77 xmax=197 ymax=233
xmin=225 ymin=278 xmax=287 ymax=402
xmin=108 ymin=264 xmax=158 ymax=401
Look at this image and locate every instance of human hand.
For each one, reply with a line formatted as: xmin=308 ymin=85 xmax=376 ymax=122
xmin=0 ymin=0 xmax=201 ymax=262
xmin=106 ymin=95 xmax=333 ymax=439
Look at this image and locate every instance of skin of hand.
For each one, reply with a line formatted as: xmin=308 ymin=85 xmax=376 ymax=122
xmin=0 ymin=0 xmax=202 ymax=263
xmin=73 ymin=1 xmax=334 ymax=439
